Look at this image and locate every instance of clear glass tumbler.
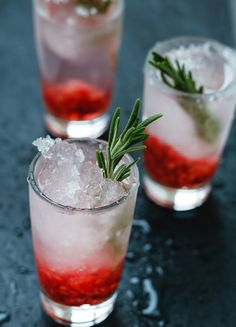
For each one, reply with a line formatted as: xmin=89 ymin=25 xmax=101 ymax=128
xmin=33 ymin=0 xmax=124 ymax=138
xmin=28 ymin=139 xmax=139 ymax=326
xmin=143 ymin=37 xmax=236 ymax=211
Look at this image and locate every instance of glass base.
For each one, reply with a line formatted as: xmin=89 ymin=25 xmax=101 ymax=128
xmin=40 ymin=292 xmax=117 ymax=326
xmin=45 ymin=112 xmax=109 ymax=138
xmin=144 ymin=174 xmax=211 ymax=211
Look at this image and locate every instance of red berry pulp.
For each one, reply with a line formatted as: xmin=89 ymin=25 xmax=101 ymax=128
xmin=36 ymin=257 xmax=124 ymax=306
xmin=144 ymin=134 xmax=219 ymax=189
xmin=42 ymin=79 xmax=111 ymax=121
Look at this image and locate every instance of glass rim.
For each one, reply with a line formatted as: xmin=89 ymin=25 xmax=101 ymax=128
xmin=144 ymin=36 xmax=236 ymax=100
xmin=33 ymin=0 xmax=124 ymax=31
xmin=27 ymin=137 xmax=139 ymax=213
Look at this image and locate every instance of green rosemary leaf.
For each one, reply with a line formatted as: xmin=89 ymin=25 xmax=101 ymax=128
xmin=121 ymin=99 xmax=140 ymax=138
xmin=113 ymin=145 xmax=146 ymax=161
xmin=96 ymin=150 xmax=103 ymax=168
xmin=161 ymin=72 xmax=174 ymax=88
xmin=116 ymin=171 xmax=131 ymax=182
xmin=131 ymin=126 xmax=146 ymax=136
xmin=152 ymin=51 xmax=163 ymax=62
xmin=108 ymin=107 xmax=120 ymax=149
xmin=113 ymin=164 xmax=128 ymax=181
xmin=96 ymin=99 xmax=161 ymax=181
xmin=115 ymin=158 xmax=140 ymax=181
xmin=139 ymin=114 xmax=162 ymax=129
xmin=130 ymin=134 xmax=149 ymax=145
xmin=111 ymin=137 xmax=130 ymax=157
xmin=125 ymin=157 xmax=140 ymax=170
xmin=120 ymin=127 xmax=136 ymax=144
xmin=199 ymin=86 xmax=204 ymax=94
xmin=96 ymin=150 xmax=107 ymax=177
xmin=110 ymin=116 xmax=120 ymax=150
xmin=106 ymin=145 xmax=112 ymax=177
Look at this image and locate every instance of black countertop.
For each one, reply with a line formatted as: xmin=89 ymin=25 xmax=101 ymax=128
xmin=1 ymin=0 xmax=236 ymax=326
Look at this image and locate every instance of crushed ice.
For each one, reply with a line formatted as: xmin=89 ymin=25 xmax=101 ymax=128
xmin=33 ymin=135 xmax=62 ymax=159
xmin=33 ymin=136 xmax=128 ymax=208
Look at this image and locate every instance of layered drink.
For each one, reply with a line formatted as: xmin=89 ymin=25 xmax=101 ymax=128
xmin=33 ymin=0 xmax=124 ymax=137
xmin=28 ymin=136 xmax=139 ymax=325
xmin=143 ymin=37 xmax=236 ymax=210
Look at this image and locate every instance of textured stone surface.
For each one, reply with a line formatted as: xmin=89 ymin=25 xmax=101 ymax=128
xmin=0 ymin=0 xmax=236 ymax=326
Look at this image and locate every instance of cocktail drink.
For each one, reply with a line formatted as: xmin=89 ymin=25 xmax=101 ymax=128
xmin=143 ymin=37 xmax=236 ymax=210
xmin=28 ymin=137 xmax=139 ymax=325
xmin=27 ymin=101 xmax=160 ymax=325
xmin=33 ymin=0 xmax=124 ymax=138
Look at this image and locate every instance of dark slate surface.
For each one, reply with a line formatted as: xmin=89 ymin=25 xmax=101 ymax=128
xmin=0 ymin=0 xmax=236 ymax=326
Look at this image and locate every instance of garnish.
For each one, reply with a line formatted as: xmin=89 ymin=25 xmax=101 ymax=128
xmin=149 ymin=51 xmax=220 ymax=144
xmin=76 ymin=0 xmax=112 ymax=14
xmin=96 ymin=99 xmax=162 ymax=181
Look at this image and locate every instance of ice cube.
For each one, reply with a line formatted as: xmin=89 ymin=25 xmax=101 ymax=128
xmin=75 ymin=162 xmax=127 ymax=208
xmin=98 ymin=179 xmax=127 ymax=207
xmin=33 ymin=135 xmax=62 ymax=158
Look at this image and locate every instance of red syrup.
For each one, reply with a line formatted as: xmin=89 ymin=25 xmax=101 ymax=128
xmin=42 ymin=79 xmax=111 ymax=121
xmin=36 ymin=257 xmax=125 ymax=306
xmin=144 ymin=134 xmax=219 ymax=189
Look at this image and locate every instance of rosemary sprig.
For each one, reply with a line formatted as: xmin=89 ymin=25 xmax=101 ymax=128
xmin=76 ymin=0 xmax=112 ymax=14
xmin=96 ymin=99 xmax=162 ymax=181
xmin=149 ymin=51 xmax=220 ymax=144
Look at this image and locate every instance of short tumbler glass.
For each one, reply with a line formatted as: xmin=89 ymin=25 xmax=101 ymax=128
xmin=33 ymin=0 xmax=124 ymax=138
xmin=143 ymin=37 xmax=236 ymax=211
xmin=28 ymin=139 xmax=139 ymax=326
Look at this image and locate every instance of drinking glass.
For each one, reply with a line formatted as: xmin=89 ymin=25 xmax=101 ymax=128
xmin=33 ymin=0 xmax=124 ymax=138
xmin=143 ymin=37 xmax=236 ymax=210
xmin=28 ymin=138 xmax=139 ymax=326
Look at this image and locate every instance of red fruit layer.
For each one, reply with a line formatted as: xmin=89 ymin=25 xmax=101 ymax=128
xmin=36 ymin=257 xmax=124 ymax=306
xmin=144 ymin=134 xmax=219 ymax=189
xmin=42 ymin=79 xmax=111 ymax=121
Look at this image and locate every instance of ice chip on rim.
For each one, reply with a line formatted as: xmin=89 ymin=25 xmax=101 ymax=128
xmin=33 ymin=135 xmax=62 ymax=158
